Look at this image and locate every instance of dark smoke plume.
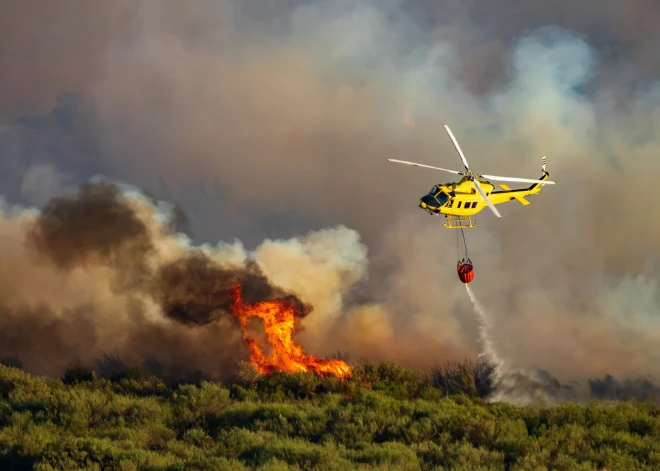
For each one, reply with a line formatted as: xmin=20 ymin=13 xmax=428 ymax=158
xmin=0 ymin=180 xmax=315 ymax=380
xmin=153 ymin=255 xmax=312 ymax=326
xmin=25 ymin=181 xmax=155 ymax=293
xmin=26 ymin=180 xmax=312 ymax=325
xmin=27 ymin=181 xmax=153 ymax=270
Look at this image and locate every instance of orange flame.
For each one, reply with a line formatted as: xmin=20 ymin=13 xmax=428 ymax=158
xmin=388 ymin=91 xmax=416 ymax=127
xmin=229 ymin=284 xmax=351 ymax=379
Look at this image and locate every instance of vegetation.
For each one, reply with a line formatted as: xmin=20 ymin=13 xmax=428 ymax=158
xmin=1 ymin=356 xmax=659 ymax=470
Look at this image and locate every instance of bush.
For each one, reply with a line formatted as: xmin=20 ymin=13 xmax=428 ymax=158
xmin=62 ymin=364 xmax=95 ymax=385
xmin=0 ymin=360 xmax=658 ymax=469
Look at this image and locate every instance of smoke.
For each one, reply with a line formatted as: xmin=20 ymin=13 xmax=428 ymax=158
xmin=0 ymin=180 xmax=359 ymax=378
xmin=2 ymin=1 xmax=660 ymax=388
xmin=2 ymin=179 xmax=463 ymax=379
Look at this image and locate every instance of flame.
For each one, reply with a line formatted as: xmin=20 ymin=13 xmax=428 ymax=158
xmin=229 ymin=284 xmax=351 ymax=379
xmin=388 ymin=91 xmax=416 ymax=127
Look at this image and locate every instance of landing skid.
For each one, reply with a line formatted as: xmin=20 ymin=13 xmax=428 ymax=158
xmin=443 ymin=214 xmax=476 ymax=229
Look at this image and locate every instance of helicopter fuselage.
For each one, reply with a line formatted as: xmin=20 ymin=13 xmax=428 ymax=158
xmin=419 ymin=171 xmax=550 ymax=218
xmin=386 ymin=123 xmax=555 ymax=227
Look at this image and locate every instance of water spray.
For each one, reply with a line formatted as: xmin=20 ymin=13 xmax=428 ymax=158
xmin=464 ymin=284 xmax=506 ymax=380
xmin=464 ymin=284 xmax=553 ymax=405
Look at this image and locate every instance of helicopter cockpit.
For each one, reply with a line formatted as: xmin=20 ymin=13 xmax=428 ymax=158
xmin=419 ymin=185 xmax=449 ymax=210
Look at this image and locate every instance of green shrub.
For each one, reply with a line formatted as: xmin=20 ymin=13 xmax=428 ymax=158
xmin=0 ymin=360 xmax=658 ymax=469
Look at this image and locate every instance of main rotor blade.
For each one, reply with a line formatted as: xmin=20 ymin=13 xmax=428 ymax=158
xmin=480 ymin=174 xmax=556 ymax=185
xmin=474 ymin=179 xmax=502 ymax=219
xmin=443 ymin=124 xmax=470 ymax=170
xmin=386 ymin=159 xmax=462 ymax=174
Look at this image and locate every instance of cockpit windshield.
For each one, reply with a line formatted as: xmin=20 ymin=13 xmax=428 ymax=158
xmin=421 ymin=187 xmax=449 ymax=208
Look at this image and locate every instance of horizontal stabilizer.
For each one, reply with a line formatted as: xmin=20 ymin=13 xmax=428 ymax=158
xmin=499 ymin=184 xmax=530 ymax=206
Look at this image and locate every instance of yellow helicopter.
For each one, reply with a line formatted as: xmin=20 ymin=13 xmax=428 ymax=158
xmin=387 ymin=124 xmax=556 ymax=229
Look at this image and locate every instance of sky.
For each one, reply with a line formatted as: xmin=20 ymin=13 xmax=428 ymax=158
xmin=1 ymin=0 xmax=660 ymax=383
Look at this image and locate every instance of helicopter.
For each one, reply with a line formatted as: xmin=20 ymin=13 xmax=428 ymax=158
xmin=387 ymin=124 xmax=556 ymax=229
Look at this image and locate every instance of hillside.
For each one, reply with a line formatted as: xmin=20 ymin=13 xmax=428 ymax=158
xmin=1 ymin=359 xmax=659 ymax=470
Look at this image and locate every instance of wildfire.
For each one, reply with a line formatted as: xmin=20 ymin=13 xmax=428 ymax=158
xmin=229 ymin=284 xmax=351 ymax=379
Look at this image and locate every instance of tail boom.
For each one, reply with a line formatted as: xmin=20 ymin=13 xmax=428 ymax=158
xmin=488 ymin=164 xmax=550 ymax=206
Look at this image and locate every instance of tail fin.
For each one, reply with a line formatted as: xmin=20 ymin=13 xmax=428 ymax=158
xmin=498 ymin=184 xmax=531 ymax=205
